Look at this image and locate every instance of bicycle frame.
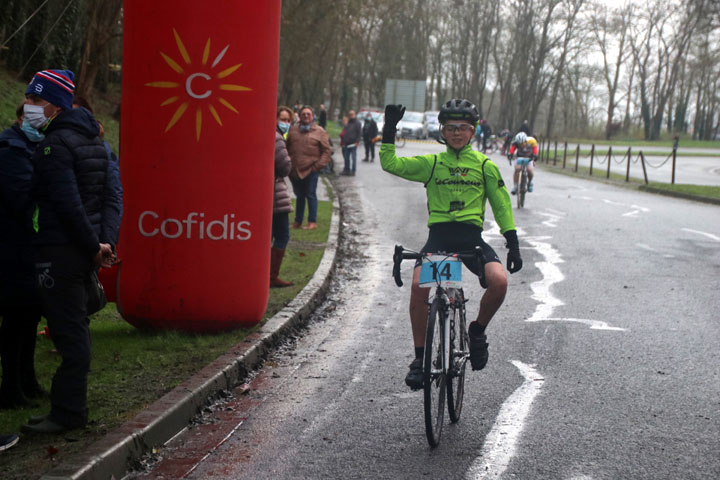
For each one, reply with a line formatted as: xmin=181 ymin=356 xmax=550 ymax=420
xmin=392 ymin=245 xmax=484 ymax=446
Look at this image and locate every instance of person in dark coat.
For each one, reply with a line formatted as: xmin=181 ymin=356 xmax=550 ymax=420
xmin=271 ymin=106 xmax=294 ymax=287
xmin=72 ymin=96 xmax=123 ymax=245
xmin=0 ymin=103 xmax=45 ymax=409
xmin=317 ymin=103 xmax=327 ymax=129
xmin=340 ymin=110 xmax=362 ymax=175
xmin=480 ymin=119 xmax=492 ymax=152
xmin=19 ymin=69 xmax=119 ymax=435
xmin=362 ymin=113 xmax=379 ymax=162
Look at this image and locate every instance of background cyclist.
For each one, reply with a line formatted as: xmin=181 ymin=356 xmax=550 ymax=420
xmin=380 ymin=99 xmax=523 ymax=390
xmin=508 ymin=132 xmax=538 ymax=194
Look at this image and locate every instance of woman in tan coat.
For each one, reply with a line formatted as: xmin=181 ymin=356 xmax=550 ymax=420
xmin=271 ymin=106 xmax=294 ymax=287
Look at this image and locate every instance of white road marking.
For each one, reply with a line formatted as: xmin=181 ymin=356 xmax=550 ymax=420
xmin=601 ymin=198 xmax=650 ymax=217
xmin=622 ymin=205 xmax=650 ymax=217
xmin=636 ymin=243 xmax=675 ymax=259
xmin=682 ymin=228 xmax=720 ymax=242
xmin=525 ymin=238 xmax=626 ymax=331
xmin=636 ymin=243 xmax=657 ymax=252
xmin=538 ymin=210 xmax=563 ymax=228
xmin=528 ymin=317 xmax=626 ymax=331
xmin=465 ymin=361 xmax=544 ymax=480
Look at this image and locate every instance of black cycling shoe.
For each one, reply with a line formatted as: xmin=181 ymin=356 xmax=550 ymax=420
xmin=405 ymin=358 xmax=423 ymax=390
xmin=469 ymin=331 xmax=489 ymax=371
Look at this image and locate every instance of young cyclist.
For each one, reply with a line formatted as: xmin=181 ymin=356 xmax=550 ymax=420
xmin=508 ymin=132 xmax=538 ymax=194
xmin=380 ymin=99 xmax=523 ymax=389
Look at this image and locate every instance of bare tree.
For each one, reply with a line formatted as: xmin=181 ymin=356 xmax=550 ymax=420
xmin=590 ymin=1 xmax=632 ymax=139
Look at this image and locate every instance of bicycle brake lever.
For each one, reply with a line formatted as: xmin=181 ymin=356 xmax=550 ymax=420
xmin=393 ymin=245 xmax=404 ymax=287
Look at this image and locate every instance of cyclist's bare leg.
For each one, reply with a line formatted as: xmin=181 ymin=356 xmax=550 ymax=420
xmin=527 ymin=164 xmax=535 ymax=183
xmin=512 ymin=164 xmax=521 ymax=185
xmin=473 ymin=262 xmax=507 ymax=327
xmin=409 ymin=266 xmax=430 ymax=348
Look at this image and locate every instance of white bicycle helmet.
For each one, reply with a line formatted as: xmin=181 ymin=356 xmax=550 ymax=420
xmin=514 ymin=132 xmax=528 ymax=145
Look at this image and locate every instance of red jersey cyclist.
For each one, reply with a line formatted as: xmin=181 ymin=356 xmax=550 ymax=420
xmin=380 ymin=99 xmax=523 ymax=389
xmin=508 ymin=132 xmax=538 ymax=194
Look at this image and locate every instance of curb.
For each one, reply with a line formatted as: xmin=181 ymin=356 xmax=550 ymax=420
xmin=40 ymin=182 xmax=343 ymax=480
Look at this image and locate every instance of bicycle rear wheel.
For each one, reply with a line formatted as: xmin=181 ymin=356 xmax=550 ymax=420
xmin=518 ymin=167 xmax=527 ymax=209
xmin=447 ymin=290 xmax=468 ymax=423
xmin=424 ymin=297 xmax=446 ymax=447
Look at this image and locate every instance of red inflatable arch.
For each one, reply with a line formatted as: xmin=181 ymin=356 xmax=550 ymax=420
xmin=116 ymin=1 xmax=281 ymax=331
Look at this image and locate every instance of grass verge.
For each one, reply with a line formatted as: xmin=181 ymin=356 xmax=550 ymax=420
xmin=0 ymin=196 xmax=333 ymax=479
xmin=537 ymin=162 xmax=720 ymax=201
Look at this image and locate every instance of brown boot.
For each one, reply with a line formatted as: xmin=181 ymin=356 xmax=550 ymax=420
xmin=270 ymin=248 xmax=293 ymax=288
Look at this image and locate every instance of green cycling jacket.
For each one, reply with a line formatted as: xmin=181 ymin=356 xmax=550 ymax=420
xmin=379 ymin=143 xmax=516 ymax=233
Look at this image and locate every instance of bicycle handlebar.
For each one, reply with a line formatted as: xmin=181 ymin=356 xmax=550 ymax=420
xmin=392 ymin=245 xmax=487 ymax=288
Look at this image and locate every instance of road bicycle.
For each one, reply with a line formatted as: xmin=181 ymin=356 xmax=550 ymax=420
xmin=515 ymin=156 xmax=533 ymax=209
xmin=392 ymin=245 xmax=486 ymax=447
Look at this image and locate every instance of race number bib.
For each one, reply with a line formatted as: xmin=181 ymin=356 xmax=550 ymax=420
xmin=419 ymin=255 xmax=462 ymax=288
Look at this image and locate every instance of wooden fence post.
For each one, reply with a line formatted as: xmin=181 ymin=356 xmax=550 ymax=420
xmin=625 ymin=147 xmax=631 ymax=182
xmin=640 ymin=151 xmax=648 ymax=184
xmin=574 ymin=145 xmax=580 ymax=172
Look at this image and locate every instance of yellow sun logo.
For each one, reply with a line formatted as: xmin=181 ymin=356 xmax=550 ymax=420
xmin=145 ymin=29 xmax=252 ymax=142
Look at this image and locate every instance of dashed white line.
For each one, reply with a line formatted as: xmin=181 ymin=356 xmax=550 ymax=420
xmin=636 ymin=243 xmax=675 ymax=259
xmin=682 ymin=228 xmax=720 ymax=242
xmin=465 ymin=361 xmax=544 ymax=480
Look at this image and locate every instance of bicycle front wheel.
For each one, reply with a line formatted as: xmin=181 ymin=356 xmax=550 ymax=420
xmin=518 ymin=167 xmax=527 ymax=209
xmin=447 ymin=290 xmax=468 ymax=423
xmin=424 ymin=297 xmax=446 ymax=447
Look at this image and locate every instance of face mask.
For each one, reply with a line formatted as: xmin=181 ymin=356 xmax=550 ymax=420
xmin=21 ymin=120 xmax=45 ymax=142
xmin=278 ymin=122 xmax=290 ymax=134
xmin=23 ymin=104 xmax=49 ymax=129
xmin=300 ymin=124 xmax=311 ymax=133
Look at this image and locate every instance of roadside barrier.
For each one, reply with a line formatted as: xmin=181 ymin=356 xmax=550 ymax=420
xmin=536 ymin=138 xmax=682 ymax=185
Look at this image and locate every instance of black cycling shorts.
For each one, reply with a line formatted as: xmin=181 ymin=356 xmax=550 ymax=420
xmin=414 ymin=222 xmax=501 ymax=277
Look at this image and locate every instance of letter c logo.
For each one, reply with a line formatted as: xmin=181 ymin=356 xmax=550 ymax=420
xmin=186 ymin=73 xmax=211 ymax=99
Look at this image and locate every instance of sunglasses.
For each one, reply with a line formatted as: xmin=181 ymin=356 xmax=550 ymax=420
xmin=442 ymin=123 xmax=474 ymax=133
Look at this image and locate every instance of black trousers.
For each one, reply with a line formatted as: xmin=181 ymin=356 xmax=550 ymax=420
xmin=0 ymin=305 xmax=42 ymax=400
xmin=363 ymin=138 xmax=375 ymax=160
xmin=36 ymin=244 xmax=94 ymax=428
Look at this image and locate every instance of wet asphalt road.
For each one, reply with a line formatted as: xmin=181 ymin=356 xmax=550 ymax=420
xmin=135 ymin=141 xmax=720 ymax=480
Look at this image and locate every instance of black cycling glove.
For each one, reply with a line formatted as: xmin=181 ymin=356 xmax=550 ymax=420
xmin=382 ymin=104 xmax=406 ymax=144
xmin=503 ymin=230 xmax=523 ymax=273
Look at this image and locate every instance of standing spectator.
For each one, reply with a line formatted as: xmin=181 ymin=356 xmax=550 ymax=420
xmin=72 ymin=96 xmax=123 ymax=245
xmin=340 ymin=110 xmax=361 ymax=176
xmin=518 ymin=119 xmax=531 ymax=135
xmin=20 ymin=69 xmax=118 ymax=434
xmin=362 ymin=113 xmax=378 ymax=162
xmin=317 ymin=103 xmax=327 ymax=129
xmin=480 ymin=119 xmax=492 ymax=152
xmin=286 ymin=105 xmax=332 ymax=231
xmin=271 ymin=106 xmax=294 ymax=288
xmin=0 ymin=103 xmax=45 ymax=409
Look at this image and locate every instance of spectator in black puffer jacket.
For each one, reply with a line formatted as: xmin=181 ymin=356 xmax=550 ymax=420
xmin=0 ymin=103 xmax=45 ymax=409
xmin=20 ymin=69 xmax=119 ymax=435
